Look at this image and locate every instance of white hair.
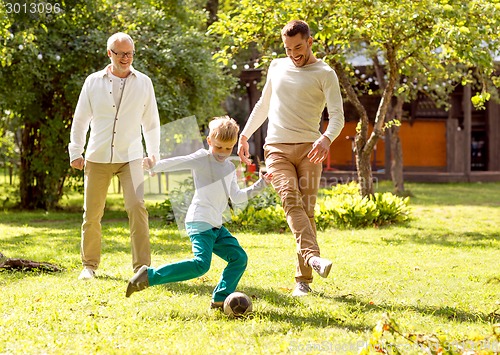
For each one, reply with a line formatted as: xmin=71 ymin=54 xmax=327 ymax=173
xmin=107 ymin=32 xmax=134 ymax=51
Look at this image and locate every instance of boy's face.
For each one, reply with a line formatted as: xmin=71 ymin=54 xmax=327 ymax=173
xmin=207 ymin=136 xmax=236 ymax=162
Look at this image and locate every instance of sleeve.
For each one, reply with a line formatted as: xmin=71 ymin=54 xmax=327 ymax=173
xmin=228 ymin=173 xmax=268 ymax=206
xmin=322 ymin=69 xmax=345 ymax=143
xmin=240 ymin=61 xmax=276 ymax=139
xmin=151 ymin=149 xmax=205 ymax=173
xmin=141 ymin=77 xmax=161 ymax=161
xmin=68 ymin=77 xmax=92 ymax=162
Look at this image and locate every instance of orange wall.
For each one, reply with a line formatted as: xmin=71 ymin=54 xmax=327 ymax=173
xmin=325 ymin=120 xmax=446 ymax=169
xmin=399 ymin=120 xmax=447 ymax=167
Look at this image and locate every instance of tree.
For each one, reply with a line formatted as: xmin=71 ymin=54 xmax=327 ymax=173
xmin=209 ymin=0 xmax=499 ymax=196
xmin=0 ymin=0 xmax=235 ymax=209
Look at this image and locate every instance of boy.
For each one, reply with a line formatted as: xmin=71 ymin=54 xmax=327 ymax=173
xmin=126 ymin=116 xmax=271 ymax=309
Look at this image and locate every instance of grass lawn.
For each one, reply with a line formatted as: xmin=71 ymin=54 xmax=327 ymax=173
xmin=0 ymin=182 xmax=499 ymax=354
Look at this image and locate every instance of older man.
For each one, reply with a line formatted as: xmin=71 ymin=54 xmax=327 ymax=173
xmin=69 ymin=32 xmax=160 ymax=279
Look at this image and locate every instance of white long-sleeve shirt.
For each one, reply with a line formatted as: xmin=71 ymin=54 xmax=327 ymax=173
xmin=241 ymin=58 xmax=345 ymax=144
xmin=152 ymin=149 xmax=267 ymax=228
xmin=68 ymin=65 xmax=160 ymax=163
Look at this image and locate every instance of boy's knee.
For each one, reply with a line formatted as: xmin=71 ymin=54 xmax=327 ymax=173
xmin=193 ymin=256 xmax=211 ymax=275
xmin=232 ymin=249 xmax=248 ymax=267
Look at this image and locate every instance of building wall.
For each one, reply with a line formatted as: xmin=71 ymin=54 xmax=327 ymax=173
xmin=325 ymin=119 xmax=447 ymax=171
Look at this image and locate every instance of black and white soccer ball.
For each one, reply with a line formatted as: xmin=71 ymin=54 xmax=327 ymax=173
xmin=223 ymin=292 xmax=253 ymax=317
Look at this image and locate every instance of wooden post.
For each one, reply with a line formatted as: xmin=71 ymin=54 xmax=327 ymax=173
xmin=240 ymin=69 xmax=264 ymax=161
xmin=463 ymin=85 xmax=472 ymax=181
xmin=487 ymin=100 xmax=500 ymax=171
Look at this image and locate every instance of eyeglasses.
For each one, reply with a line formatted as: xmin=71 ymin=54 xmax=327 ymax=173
xmin=110 ymin=49 xmax=135 ymax=58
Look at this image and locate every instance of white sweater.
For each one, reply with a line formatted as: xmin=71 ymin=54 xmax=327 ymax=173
xmin=152 ymin=149 xmax=267 ymax=228
xmin=241 ymin=58 xmax=345 ymax=144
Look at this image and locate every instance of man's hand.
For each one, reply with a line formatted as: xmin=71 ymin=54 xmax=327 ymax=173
xmin=237 ymin=135 xmax=252 ymax=165
xmin=142 ymin=156 xmax=157 ymax=176
xmin=70 ymin=157 xmax=85 ymax=170
xmin=307 ymin=135 xmax=331 ymax=164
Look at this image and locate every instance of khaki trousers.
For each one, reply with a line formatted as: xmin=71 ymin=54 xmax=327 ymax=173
xmin=264 ymin=143 xmax=323 ymax=283
xmin=82 ymin=160 xmax=150 ymax=272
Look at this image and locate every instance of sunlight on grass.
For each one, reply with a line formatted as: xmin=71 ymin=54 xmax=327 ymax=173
xmin=1 ymin=182 xmax=499 ymax=354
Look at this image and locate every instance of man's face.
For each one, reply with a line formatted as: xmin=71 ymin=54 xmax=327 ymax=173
xmin=108 ymin=39 xmax=134 ymax=75
xmin=282 ymin=34 xmax=313 ymax=68
xmin=207 ymin=136 xmax=236 ymax=162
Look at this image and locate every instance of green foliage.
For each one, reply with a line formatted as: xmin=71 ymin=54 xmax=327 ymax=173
xmin=361 ymin=312 xmax=500 ymax=355
xmin=229 ymin=187 xmax=288 ymax=233
xmin=316 ymin=182 xmax=411 ymax=229
xmin=373 ymin=191 xmax=411 ymax=225
xmin=151 ymin=176 xmax=195 ymax=226
xmin=155 ymin=179 xmax=412 ymax=231
xmin=209 ymin=0 xmax=499 ymax=196
xmin=0 ymin=0 xmax=235 ymax=209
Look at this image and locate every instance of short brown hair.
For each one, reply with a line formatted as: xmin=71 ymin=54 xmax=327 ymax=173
xmin=281 ymin=20 xmax=310 ymax=39
xmin=208 ymin=116 xmax=239 ymax=143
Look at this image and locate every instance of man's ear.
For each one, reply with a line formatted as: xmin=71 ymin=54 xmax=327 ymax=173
xmin=206 ymin=136 xmax=212 ymax=146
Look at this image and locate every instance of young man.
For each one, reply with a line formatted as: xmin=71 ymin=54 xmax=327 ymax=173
xmin=126 ymin=116 xmax=271 ymax=309
xmin=69 ymin=32 xmax=160 ymax=279
xmin=238 ymin=20 xmax=345 ymax=296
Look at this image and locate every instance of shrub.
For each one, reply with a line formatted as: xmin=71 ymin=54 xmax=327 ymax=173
xmin=152 ymin=179 xmax=411 ymax=232
xmin=316 ymin=182 xmax=411 ymax=229
xmin=229 ymin=188 xmax=288 ymax=233
xmin=151 ymin=177 xmax=195 ymax=225
xmin=372 ymin=191 xmax=411 ymax=225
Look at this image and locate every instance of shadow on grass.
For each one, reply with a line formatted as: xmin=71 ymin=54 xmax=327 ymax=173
xmin=397 ymin=182 xmax=500 ymax=208
xmin=332 ymin=292 xmax=499 ymax=324
xmin=137 ymin=280 xmax=498 ymax=331
xmin=379 ymin=231 xmax=500 ymax=249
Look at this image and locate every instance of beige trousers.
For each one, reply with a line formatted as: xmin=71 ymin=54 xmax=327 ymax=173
xmin=264 ymin=143 xmax=323 ymax=283
xmin=81 ymin=160 xmax=150 ymax=272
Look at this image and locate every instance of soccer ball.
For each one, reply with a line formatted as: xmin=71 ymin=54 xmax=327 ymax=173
xmin=223 ymin=292 xmax=253 ymax=317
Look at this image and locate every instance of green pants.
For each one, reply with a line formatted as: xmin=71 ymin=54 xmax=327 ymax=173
xmin=147 ymin=222 xmax=248 ymax=302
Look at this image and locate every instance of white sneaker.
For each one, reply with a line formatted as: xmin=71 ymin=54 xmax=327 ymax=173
xmin=292 ymin=282 xmax=312 ymax=297
xmin=78 ymin=267 xmax=95 ymax=280
xmin=309 ymin=256 xmax=332 ymax=278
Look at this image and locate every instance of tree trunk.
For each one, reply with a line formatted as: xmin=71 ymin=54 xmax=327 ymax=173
xmin=19 ymin=112 xmax=68 ymax=210
xmin=19 ymin=121 xmax=46 ymax=209
xmin=389 ymin=97 xmax=405 ymax=195
xmin=205 ymin=0 xmax=219 ymax=26
xmin=331 ymin=61 xmax=373 ymax=196
xmin=357 ymin=148 xmax=374 ymax=195
xmin=389 ymin=125 xmax=404 ymax=194
xmin=0 ymin=252 xmax=62 ymax=272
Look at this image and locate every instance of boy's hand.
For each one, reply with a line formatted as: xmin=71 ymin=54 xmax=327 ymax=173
xmin=142 ymin=156 xmax=157 ymax=176
xmin=261 ymin=171 xmax=273 ymax=184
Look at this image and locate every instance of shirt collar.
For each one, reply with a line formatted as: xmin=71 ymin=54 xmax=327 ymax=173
xmin=99 ymin=64 xmax=137 ymax=78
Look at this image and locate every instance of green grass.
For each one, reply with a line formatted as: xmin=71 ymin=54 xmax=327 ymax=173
xmin=1 ymin=182 xmax=499 ymax=354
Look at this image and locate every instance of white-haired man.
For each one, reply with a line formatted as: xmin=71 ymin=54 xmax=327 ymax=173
xmin=69 ymin=32 xmax=160 ymax=279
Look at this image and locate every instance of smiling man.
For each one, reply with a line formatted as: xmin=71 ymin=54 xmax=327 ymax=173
xmin=237 ymin=20 xmax=345 ymax=297
xmin=68 ymin=32 xmax=160 ymax=280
